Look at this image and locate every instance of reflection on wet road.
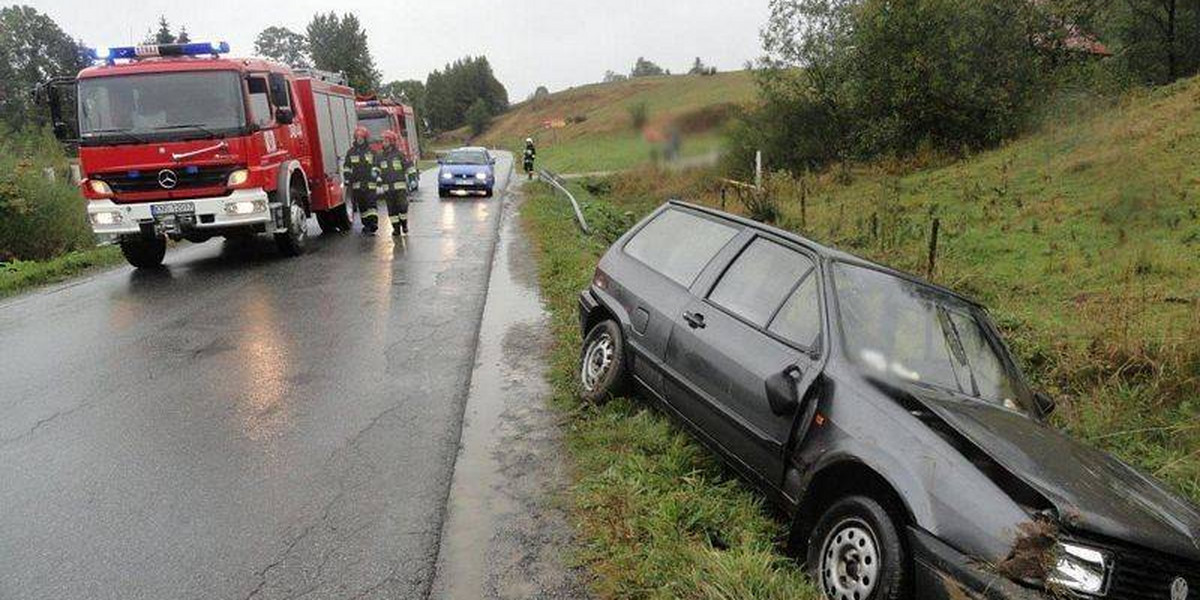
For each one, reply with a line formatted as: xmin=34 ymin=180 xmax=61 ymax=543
xmin=0 ymin=154 xmax=512 ymax=599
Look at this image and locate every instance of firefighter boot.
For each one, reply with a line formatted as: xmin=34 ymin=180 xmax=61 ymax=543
xmin=390 ymin=215 xmax=403 ymax=237
xmin=362 ymin=209 xmax=379 ymax=234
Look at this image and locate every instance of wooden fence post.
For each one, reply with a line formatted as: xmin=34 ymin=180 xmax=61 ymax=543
xmin=927 ymin=218 xmax=940 ymax=280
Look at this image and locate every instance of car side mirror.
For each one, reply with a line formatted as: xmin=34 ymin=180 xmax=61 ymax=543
xmin=765 ymin=366 xmax=802 ymax=416
xmin=436 ymin=158 xmax=444 ymax=164
xmin=1033 ymin=391 xmax=1056 ymax=420
xmin=275 ymin=107 xmax=294 ymax=125
xmin=489 ymin=157 xmax=496 ymax=165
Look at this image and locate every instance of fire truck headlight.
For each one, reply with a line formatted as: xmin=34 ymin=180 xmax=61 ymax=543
xmin=88 ymin=179 xmax=113 ymax=196
xmin=91 ymin=211 xmax=122 ymax=225
xmin=224 ymin=200 xmax=267 ymax=216
xmin=226 ymin=169 xmax=251 ymax=187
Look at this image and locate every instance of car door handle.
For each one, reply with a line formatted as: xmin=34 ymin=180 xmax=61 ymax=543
xmin=683 ymin=311 xmax=706 ymax=329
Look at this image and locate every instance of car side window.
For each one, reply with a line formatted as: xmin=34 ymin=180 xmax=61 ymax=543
xmin=268 ymin=73 xmax=291 ymax=110
xmin=768 ymin=272 xmax=822 ymax=348
xmin=623 ymin=209 xmax=738 ymax=287
xmin=246 ymin=76 xmax=272 ymax=128
xmin=708 ymin=237 xmax=814 ymax=327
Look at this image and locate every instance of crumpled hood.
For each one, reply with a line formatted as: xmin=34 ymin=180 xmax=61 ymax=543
xmin=910 ymin=388 xmax=1200 ymax=560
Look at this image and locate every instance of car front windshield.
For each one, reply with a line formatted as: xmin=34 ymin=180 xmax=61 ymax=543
xmin=445 ymin=150 xmax=488 ymax=165
xmin=78 ymin=71 xmax=246 ymax=142
xmin=833 ymin=262 xmax=1031 ymax=413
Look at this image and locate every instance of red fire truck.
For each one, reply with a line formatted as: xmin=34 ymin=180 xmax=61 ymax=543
xmin=355 ymin=97 xmax=422 ymax=191
xmin=45 ymin=42 xmax=358 ymax=268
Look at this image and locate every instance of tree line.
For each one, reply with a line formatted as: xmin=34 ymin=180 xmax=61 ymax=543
xmin=727 ymin=0 xmax=1200 ymax=175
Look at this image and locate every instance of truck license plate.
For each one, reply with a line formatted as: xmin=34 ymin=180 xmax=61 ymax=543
xmin=151 ymin=202 xmax=195 ymax=217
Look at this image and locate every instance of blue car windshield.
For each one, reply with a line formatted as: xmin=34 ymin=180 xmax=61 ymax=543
xmin=445 ymin=150 xmax=489 ymax=165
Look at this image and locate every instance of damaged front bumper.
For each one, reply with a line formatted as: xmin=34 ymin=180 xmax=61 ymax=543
xmin=910 ymin=528 xmax=1051 ymax=600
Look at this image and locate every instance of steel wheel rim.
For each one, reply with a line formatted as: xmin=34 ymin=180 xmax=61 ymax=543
xmin=819 ymin=519 xmax=881 ymax=600
xmin=581 ymin=332 xmax=614 ymax=392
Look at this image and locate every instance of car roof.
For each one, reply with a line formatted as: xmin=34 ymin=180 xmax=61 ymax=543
xmin=667 ymin=200 xmax=982 ymax=308
xmin=452 ymin=146 xmax=488 ymax=153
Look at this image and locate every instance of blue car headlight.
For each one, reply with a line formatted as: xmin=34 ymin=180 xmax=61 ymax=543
xmin=441 ymin=171 xmax=453 ymax=180
xmin=475 ymin=171 xmax=488 ymax=180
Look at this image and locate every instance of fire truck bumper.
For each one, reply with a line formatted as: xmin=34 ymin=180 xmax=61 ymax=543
xmin=87 ymin=189 xmax=276 ymax=240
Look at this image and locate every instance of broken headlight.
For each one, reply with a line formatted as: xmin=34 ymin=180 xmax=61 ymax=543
xmin=1048 ymin=542 xmax=1110 ymax=595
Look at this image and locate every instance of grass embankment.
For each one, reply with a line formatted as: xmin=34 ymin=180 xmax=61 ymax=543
xmin=523 ymin=182 xmax=818 ymax=599
xmin=0 ymin=246 xmax=122 ymax=299
xmin=522 ymin=76 xmax=1200 ymax=598
xmin=441 ymin=72 xmax=756 ymax=173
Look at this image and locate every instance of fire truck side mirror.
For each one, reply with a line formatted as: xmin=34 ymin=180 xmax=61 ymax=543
xmin=275 ymin=107 xmax=294 ymax=125
xmin=52 ymin=122 xmax=71 ymax=141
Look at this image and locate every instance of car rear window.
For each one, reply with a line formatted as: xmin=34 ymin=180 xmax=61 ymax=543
xmin=623 ymin=209 xmax=738 ymax=287
xmin=709 ymin=237 xmax=814 ymax=327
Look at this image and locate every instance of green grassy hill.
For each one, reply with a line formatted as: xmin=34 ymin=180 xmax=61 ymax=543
xmin=438 ymin=71 xmax=757 ymax=173
xmin=519 ymin=74 xmax=1200 ymax=599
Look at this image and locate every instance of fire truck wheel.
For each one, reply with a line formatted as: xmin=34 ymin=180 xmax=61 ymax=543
xmin=274 ymin=182 xmax=309 ymax=257
xmin=119 ymin=236 xmax=166 ymax=269
xmin=335 ymin=200 xmax=353 ymax=231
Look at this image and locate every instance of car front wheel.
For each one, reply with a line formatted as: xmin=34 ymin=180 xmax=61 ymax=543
xmin=579 ymin=319 xmax=629 ymax=403
xmin=808 ymin=495 xmax=907 ymax=600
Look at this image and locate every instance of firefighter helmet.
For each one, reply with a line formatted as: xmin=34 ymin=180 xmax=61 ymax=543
xmin=382 ymin=130 xmax=399 ymax=145
xmin=354 ymin=126 xmax=370 ymax=140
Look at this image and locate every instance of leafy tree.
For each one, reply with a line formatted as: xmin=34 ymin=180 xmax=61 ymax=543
xmin=254 ymin=26 xmax=311 ymax=68
xmin=688 ymin=57 xmax=708 ymax=74
xmin=532 ymin=85 xmax=550 ymax=99
xmin=602 ymin=70 xmax=627 ymax=83
xmin=423 ymin=56 xmax=508 ymax=131
xmin=0 ymin=6 xmax=86 ymax=129
xmin=176 ymin=26 xmax=190 ymax=44
xmin=630 ymin=56 xmax=665 ymax=77
xmin=1103 ymin=0 xmax=1200 ymax=83
xmin=307 ymin=12 xmax=379 ymax=92
xmin=465 ymin=98 xmax=491 ymax=136
xmin=729 ymin=0 xmax=1049 ymax=172
xmin=379 ymin=79 xmax=425 ymax=112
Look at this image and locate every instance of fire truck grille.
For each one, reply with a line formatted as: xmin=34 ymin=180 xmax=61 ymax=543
xmin=94 ymin=166 xmax=238 ymax=194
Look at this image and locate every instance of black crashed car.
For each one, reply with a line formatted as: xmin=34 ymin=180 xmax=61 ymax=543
xmin=577 ymin=201 xmax=1200 ymax=600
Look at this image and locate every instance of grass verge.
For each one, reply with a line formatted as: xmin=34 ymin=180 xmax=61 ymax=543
xmin=521 ymin=181 xmax=818 ymax=599
xmin=0 ymin=245 xmax=122 ymax=299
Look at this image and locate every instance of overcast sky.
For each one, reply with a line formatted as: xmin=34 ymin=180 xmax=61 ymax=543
xmin=28 ymin=0 xmax=769 ymax=99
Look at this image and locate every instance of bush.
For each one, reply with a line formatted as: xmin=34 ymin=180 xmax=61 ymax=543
xmin=465 ymin=98 xmax=492 ymax=137
xmin=628 ymin=101 xmax=649 ymax=131
xmin=0 ymin=128 xmax=93 ymax=261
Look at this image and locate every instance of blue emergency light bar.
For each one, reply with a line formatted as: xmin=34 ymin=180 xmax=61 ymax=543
xmin=88 ymin=41 xmax=230 ymax=62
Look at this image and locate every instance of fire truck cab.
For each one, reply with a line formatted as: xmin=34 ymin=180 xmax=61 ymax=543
xmin=47 ymin=42 xmax=359 ymax=268
xmin=355 ymin=97 xmax=421 ymax=192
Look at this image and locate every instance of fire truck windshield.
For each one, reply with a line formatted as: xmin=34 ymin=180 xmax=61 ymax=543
xmin=78 ymin=71 xmax=246 ymax=145
xmin=357 ymin=114 xmax=391 ymax=140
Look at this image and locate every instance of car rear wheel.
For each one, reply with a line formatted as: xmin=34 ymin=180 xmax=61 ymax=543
xmin=119 ymin=235 xmax=166 ymax=269
xmin=808 ymin=496 xmax=907 ymax=600
xmin=579 ymin=319 xmax=630 ymax=403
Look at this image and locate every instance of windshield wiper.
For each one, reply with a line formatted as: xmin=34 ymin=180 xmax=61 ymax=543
xmin=152 ymin=123 xmax=221 ymax=138
xmin=83 ymin=128 xmax=146 ymax=143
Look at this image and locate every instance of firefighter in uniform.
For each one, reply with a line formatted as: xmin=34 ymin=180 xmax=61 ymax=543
xmin=343 ymin=126 xmax=379 ymax=233
xmin=522 ymin=137 xmax=536 ymax=178
xmin=378 ymin=130 xmax=410 ymax=236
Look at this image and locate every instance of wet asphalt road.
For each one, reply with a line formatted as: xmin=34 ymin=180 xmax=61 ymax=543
xmin=0 ymin=154 xmax=516 ymax=599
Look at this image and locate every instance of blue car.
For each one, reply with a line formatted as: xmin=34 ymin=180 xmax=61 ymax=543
xmin=438 ymin=147 xmax=496 ymax=198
